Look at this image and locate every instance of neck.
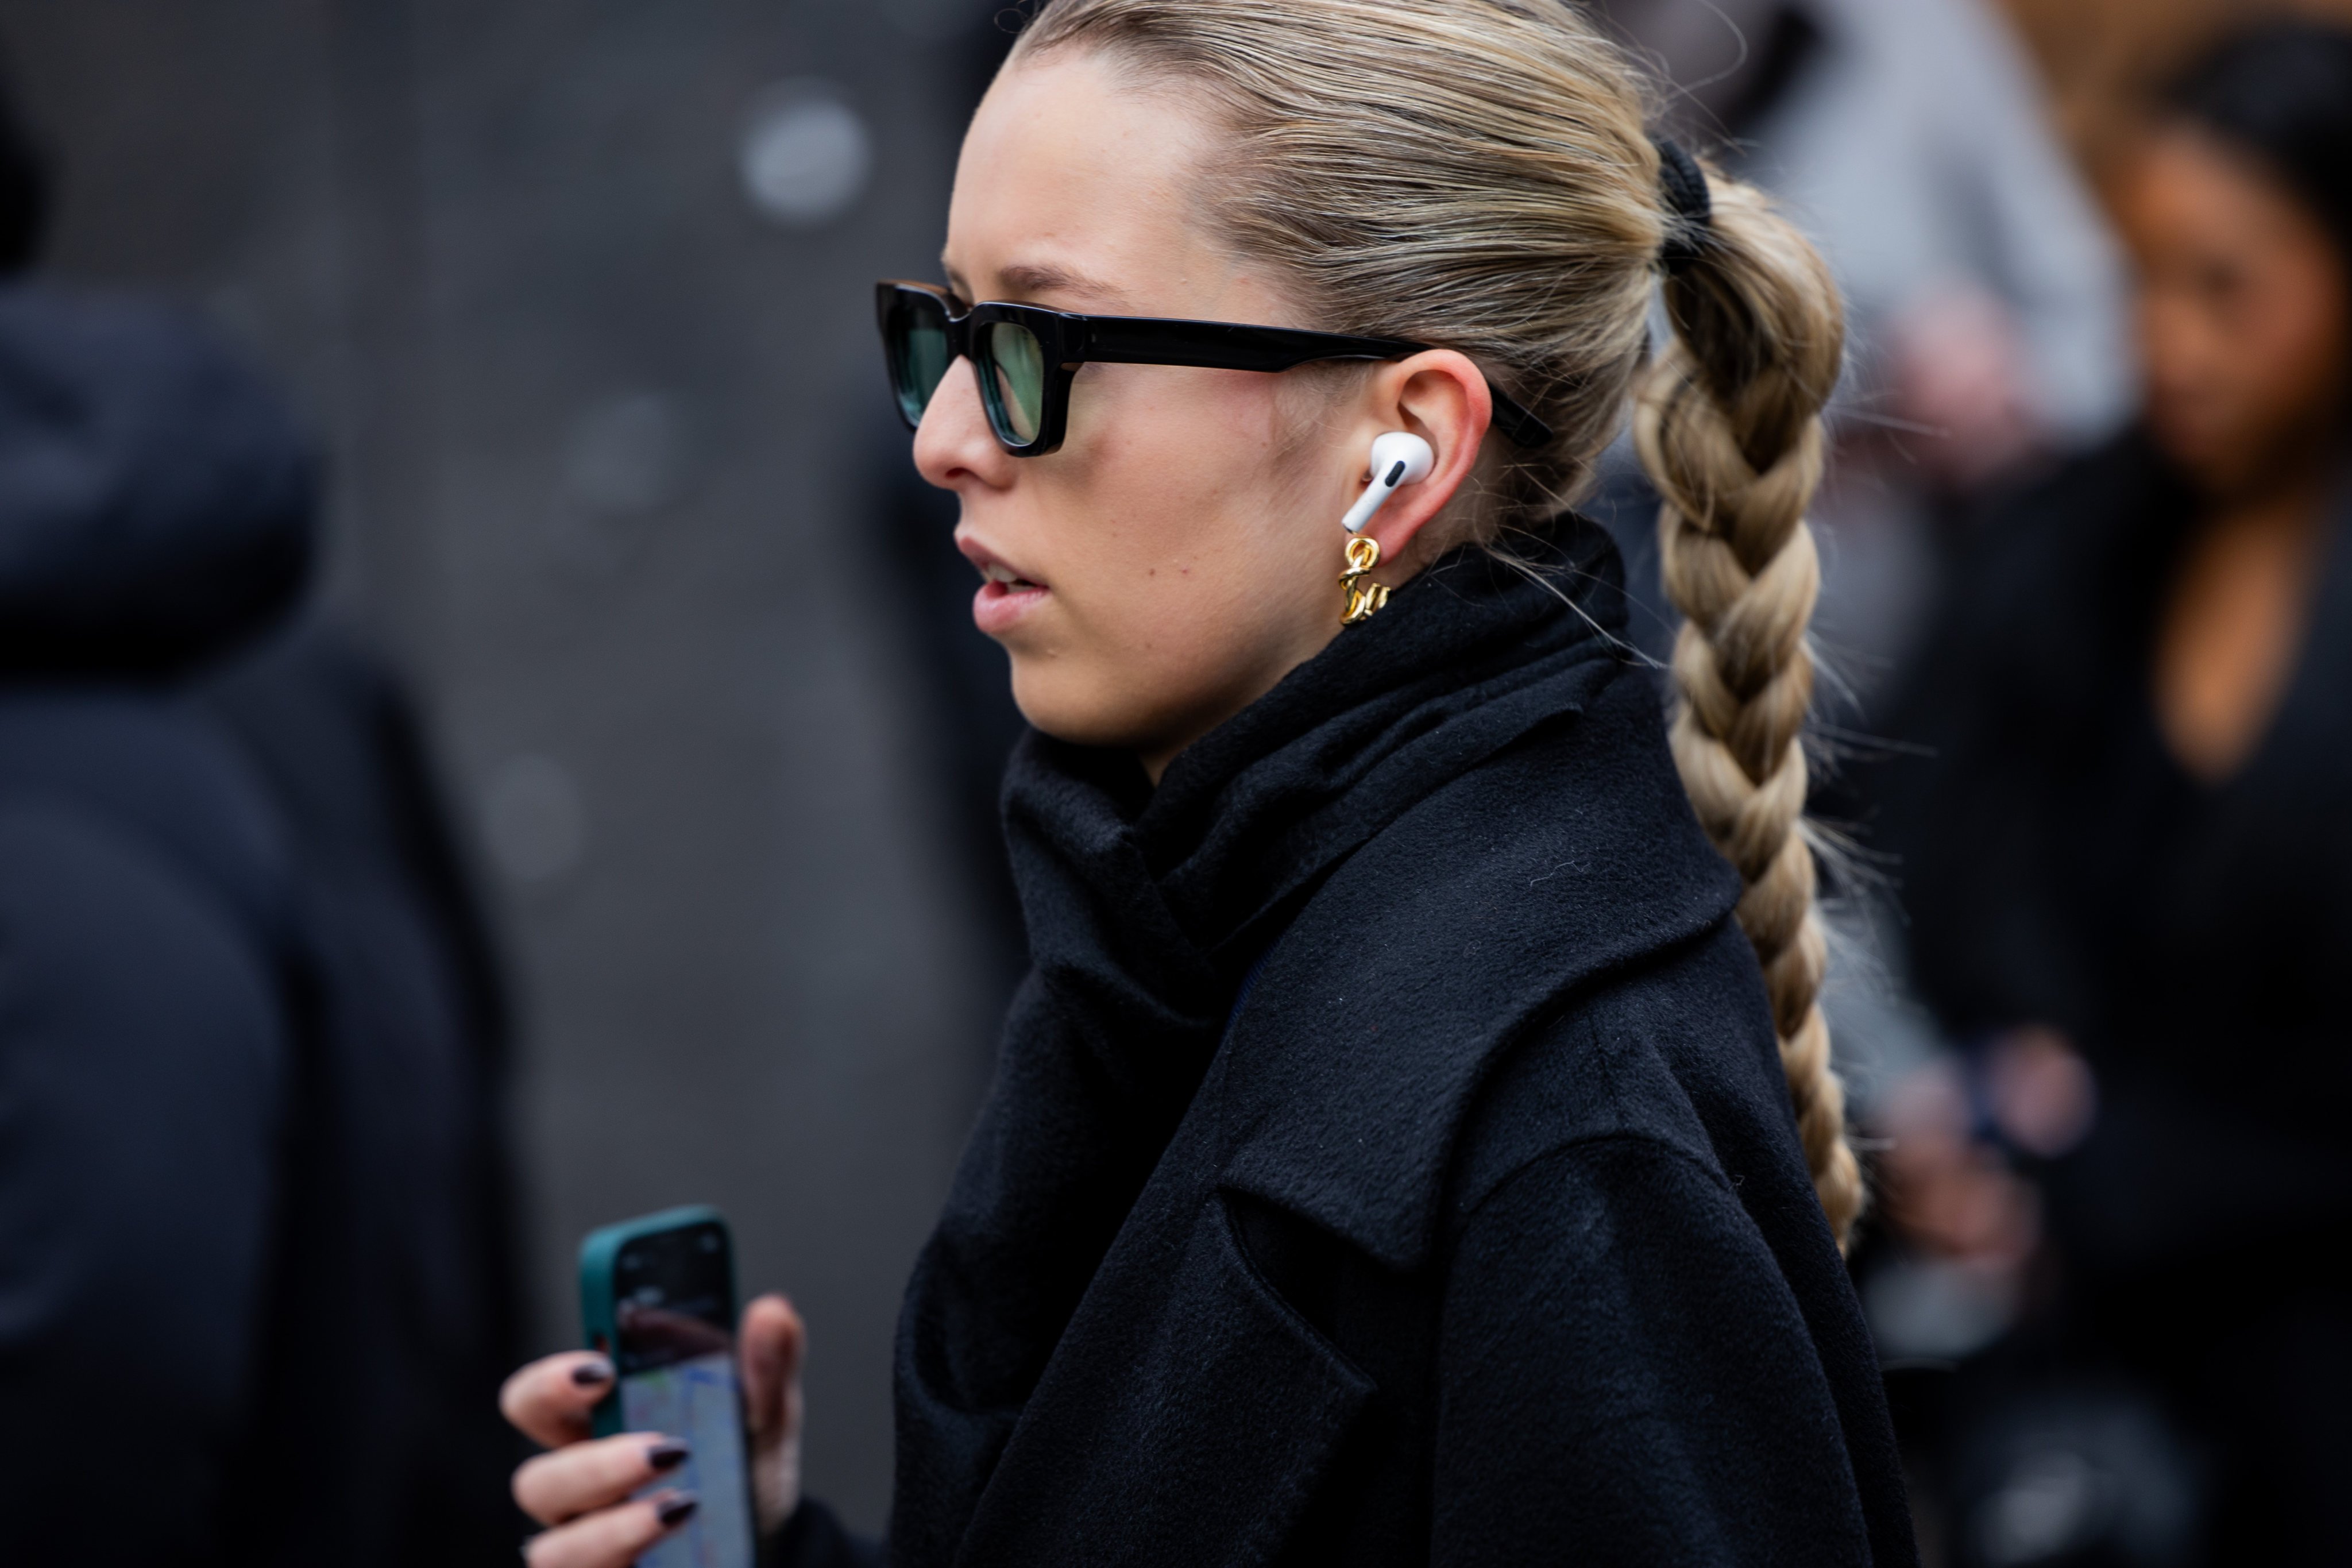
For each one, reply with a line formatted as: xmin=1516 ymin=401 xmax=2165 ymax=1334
xmin=1133 ymin=624 xmax=1351 ymax=787
xmin=2203 ymin=457 xmax=2334 ymax=544
xmin=2196 ymin=416 xmax=2343 ymax=519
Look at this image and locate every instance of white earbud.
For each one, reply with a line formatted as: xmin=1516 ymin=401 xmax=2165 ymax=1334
xmin=1340 ymin=432 xmax=1435 ymax=534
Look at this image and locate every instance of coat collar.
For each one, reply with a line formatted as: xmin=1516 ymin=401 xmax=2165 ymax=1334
xmin=1212 ymin=661 xmax=1741 ymax=1271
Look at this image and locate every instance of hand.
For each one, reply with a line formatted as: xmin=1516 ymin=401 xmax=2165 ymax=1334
xmin=1878 ymin=1056 xmax=2040 ymax=1269
xmin=1888 ymin=284 xmax=2044 ymax=492
xmin=1983 ymin=1025 xmax=2096 ymax=1159
xmin=500 ymin=1294 xmax=808 ymax=1568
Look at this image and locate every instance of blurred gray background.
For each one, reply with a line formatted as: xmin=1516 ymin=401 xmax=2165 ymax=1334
xmin=0 ymin=0 xmax=1018 ymax=1531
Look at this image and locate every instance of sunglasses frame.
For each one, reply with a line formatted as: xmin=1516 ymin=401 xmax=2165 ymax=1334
xmin=876 ymin=281 xmax=1554 ymax=457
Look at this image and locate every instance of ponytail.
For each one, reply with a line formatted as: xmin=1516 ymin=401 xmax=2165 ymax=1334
xmin=1633 ymin=165 xmax=1864 ymax=1246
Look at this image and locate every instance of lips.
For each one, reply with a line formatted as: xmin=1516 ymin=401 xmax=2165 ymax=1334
xmin=959 ymin=536 xmax=1048 ymax=638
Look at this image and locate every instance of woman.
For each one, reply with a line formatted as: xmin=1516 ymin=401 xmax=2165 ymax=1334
xmin=1875 ymin=22 xmax=2352 ymax=1564
xmin=501 ymin=3 xmax=1913 ymax=1563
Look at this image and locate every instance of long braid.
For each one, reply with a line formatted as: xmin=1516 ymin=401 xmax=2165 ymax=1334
xmin=1634 ymin=168 xmax=1864 ymax=1245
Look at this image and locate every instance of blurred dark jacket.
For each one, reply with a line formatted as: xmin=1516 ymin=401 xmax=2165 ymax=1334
xmin=1875 ymin=429 xmax=2352 ymax=1553
xmin=0 ymin=284 xmax=523 ymax=1565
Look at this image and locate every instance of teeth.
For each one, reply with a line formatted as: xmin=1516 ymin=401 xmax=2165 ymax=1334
xmin=983 ymin=562 xmax=1016 ymax=584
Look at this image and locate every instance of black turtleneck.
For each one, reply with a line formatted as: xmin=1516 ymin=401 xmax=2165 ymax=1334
xmin=778 ymin=517 xmax=1914 ymax=1568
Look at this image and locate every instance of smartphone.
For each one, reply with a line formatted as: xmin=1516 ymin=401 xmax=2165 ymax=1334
xmin=578 ymin=1206 xmax=758 ymax=1568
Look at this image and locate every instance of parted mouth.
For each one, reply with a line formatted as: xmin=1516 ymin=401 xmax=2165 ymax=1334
xmin=957 ymin=535 xmax=1045 ymax=591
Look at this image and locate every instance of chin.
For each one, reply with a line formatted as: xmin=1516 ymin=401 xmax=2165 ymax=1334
xmin=1009 ymin=663 xmax=1145 ymax=752
xmin=2149 ymin=418 xmax=2223 ymax=480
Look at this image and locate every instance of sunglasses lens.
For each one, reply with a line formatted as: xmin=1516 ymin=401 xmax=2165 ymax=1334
xmin=979 ymin=320 xmax=1046 ymax=445
xmin=886 ymin=292 xmax=952 ymax=427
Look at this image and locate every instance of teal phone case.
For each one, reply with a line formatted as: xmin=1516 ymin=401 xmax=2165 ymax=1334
xmin=578 ymin=1204 xmax=735 ymax=1440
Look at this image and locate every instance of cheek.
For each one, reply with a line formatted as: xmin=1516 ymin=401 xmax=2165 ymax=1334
xmin=1059 ymin=367 xmax=1320 ymax=611
xmin=2137 ymin=288 xmax=2200 ymax=392
xmin=2253 ymin=259 xmax=2352 ymax=415
xmin=2144 ymin=279 xmax=2280 ymax=403
xmin=1007 ymin=368 xmax=1341 ymax=740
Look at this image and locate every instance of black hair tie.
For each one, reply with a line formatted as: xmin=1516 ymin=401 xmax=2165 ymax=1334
xmin=1652 ymin=134 xmax=1713 ymax=273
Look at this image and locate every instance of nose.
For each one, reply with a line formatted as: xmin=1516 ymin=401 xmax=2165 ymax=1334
xmin=913 ymin=356 xmax=1014 ymax=493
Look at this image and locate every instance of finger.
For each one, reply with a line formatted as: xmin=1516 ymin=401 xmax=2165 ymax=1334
xmin=523 ymin=1492 xmax=698 ymax=1568
xmin=740 ymin=1295 xmax=805 ymax=1442
xmin=501 ymin=1352 xmax=617 ymax=1450
xmin=513 ymin=1433 xmax=691 ymax=1526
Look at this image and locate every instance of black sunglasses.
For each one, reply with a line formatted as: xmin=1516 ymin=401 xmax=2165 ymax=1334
xmin=876 ymin=281 xmax=1553 ymax=457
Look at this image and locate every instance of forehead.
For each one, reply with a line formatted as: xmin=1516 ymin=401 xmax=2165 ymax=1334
xmin=2127 ymin=128 xmax=2311 ymax=240
xmin=944 ymin=52 xmax=1242 ymax=314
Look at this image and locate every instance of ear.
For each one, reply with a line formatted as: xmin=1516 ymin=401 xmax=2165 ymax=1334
xmin=1349 ymin=350 xmax=1493 ymax=573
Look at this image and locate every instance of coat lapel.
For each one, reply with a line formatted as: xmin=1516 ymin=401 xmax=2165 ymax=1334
xmin=951 ymin=1052 xmax=1374 ymax=1568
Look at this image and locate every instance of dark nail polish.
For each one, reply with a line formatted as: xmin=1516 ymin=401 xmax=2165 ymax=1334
xmin=646 ymin=1439 xmax=690 ymax=1473
xmin=571 ymin=1360 xmax=613 ymax=1387
xmin=656 ymin=1493 xmax=700 ymax=1529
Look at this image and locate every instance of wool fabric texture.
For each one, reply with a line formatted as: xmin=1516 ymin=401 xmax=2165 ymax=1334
xmin=781 ymin=517 xmax=1913 ymax=1566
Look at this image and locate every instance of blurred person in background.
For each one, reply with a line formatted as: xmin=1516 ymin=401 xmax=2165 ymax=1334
xmin=1588 ymin=0 xmax=2134 ymax=681
xmin=1871 ymin=22 xmax=2352 ymax=1566
xmin=0 ymin=74 xmax=525 ymax=1566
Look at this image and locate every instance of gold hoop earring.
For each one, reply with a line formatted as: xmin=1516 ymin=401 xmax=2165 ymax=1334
xmin=1340 ymin=535 xmax=1389 ymax=625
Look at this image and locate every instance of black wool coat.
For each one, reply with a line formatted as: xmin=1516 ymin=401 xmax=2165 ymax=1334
xmin=781 ymin=523 xmax=1914 ymax=1567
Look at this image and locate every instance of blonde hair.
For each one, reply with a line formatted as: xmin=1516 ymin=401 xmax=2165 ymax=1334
xmin=1014 ymin=0 xmax=1863 ymax=1243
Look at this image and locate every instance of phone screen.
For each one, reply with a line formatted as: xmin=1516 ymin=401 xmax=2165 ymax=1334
xmin=612 ymin=1222 xmax=756 ymax=1568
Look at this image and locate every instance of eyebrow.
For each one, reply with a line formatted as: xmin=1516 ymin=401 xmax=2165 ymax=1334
xmin=943 ymin=257 xmax=1130 ymax=311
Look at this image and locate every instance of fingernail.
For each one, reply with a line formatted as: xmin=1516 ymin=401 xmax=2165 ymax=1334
xmin=656 ymin=1492 xmax=700 ymax=1528
xmin=571 ymin=1358 xmax=614 ymax=1387
xmin=646 ymin=1439 xmax=690 ymax=1473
